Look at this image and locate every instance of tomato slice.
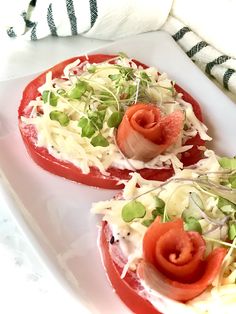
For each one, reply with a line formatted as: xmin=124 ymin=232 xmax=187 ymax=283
xmin=18 ymin=54 xmax=205 ymax=189
xmin=100 ymin=222 xmax=161 ymax=314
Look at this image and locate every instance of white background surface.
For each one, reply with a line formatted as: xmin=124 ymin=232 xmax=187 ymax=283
xmin=0 ymin=33 xmax=108 ymax=314
xmin=1 ymin=31 xmax=236 ymax=314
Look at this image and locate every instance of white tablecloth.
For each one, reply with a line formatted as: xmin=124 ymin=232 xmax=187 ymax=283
xmin=0 ymin=33 xmax=108 ymax=314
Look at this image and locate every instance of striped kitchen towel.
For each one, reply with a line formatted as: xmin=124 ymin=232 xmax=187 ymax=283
xmin=163 ymin=16 xmax=236 ymax=98
xmin=5 ymin=0 xmax=172 ymax=40
xmin=5 ymin=0 xmax=236 ymax=99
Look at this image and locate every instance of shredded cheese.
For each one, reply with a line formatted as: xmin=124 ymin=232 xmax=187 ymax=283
xmin=21 ymin=56 xmax=211 ymax=174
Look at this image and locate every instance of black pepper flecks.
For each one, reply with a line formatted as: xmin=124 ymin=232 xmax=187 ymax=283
xmin=110 ymin=235 xmax=115 ymax=245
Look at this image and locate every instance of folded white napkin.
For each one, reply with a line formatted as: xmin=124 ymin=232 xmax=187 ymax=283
xmin=4 ymin=0 xmax=236 ymax=99
xmin=6 ymin=0 xmax=172 ymax=40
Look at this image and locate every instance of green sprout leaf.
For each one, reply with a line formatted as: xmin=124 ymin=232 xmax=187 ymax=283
xmin=184 ymin=217 xmax=202 ymax=234
xmin=91 ymin=134 xmax=109 ymax=147
xmin=88 ymin=110 xmax=106 ymax=130
xmin=87 ymin=65 xmax=96 ymax=73
xmin=99 ymin=91 xmax=116 ymax=106
xmin=228 ymin=222 xmax=236 ymax=240
xmin=122 ymin=201 xmax=146 ymax=223
xmin=140 ymin=72 xmax=151 ymax=82
xmin=229 ymin=173 xmax=236 ymax=188
xmin=68 ymin=81 xmax=88 ymax=99
xmin=155 ymin=196 xmax=165 ymax=210
xmin=120 ymin=67 xmax=134 ymax=80
xmin=218 ymin=196 xmax=236 ymax=214
xmin=42 ymin=90 xmax=58 ymax=106
xmin=151 ymin=209 xmax=159 ymax=219
xmin=78 ymin=117 xmax=96 ymax=138
xmin=219 ymin=157 xmax=236 ymax=170
xmin=107 ymin=111 xmax=123 ymax=128
xmin=108 ymin=74 xmax=121 ymax=81
xmin=126 ymin=85 xmax=137 ymax=98
xmin=142 ymin=219 xmax=154 ymax=227
xmin=49 ymin=110 xmax=70 ymax=126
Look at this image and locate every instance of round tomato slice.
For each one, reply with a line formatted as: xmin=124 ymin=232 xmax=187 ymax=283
xmin=99 ymin=222 xmax=161 ymax=314
xmin=18 ymin=54 xmax=205 ymax=189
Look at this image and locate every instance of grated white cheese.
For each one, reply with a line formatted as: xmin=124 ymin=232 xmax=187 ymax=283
xmin=21 ymin=56 xmax=211 ymax=175
xmin=92 ymin=150 xmax=236 ymax=312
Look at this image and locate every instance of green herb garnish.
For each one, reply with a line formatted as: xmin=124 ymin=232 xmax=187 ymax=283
xmin=229 ymin=173 xmax=236 ymax=188
xmin=228 ymin=222 xmax=236 ymax=240
xmin=108 ymin=74 xmax=121 ymax=81
xmin=219 ymin=157 xmax=236 ymax=170
xmin=49 ymin=110 xmax=70 ymax=126
xmin=91 ymin=134 xmax=109 ymax=147
xmin=122 ymin=201 xmax=146 ymax=223
xmin=107 ymin=111 xmax=123 ymax=128
xmin=184 ymin=217 xmax=202 ymax=234
xmin=140 ymin=72 xmax=151 ymax=82
xmin=42 ymin=90 xmax=58 ymax=106
xmin=218 ymin=196 xmax=236 ymax=214
xmin=68 ymin=81 xmax=88 ymax=99
xmin=87 ymin=65 xmax=96 ymax=73
xmin=142 ymin=219 xmax=154 ymax=227
xmin=78 ymin=117 xmax=96 ymax=138
xmin=88 ymin=110 xmax=106 ymax=130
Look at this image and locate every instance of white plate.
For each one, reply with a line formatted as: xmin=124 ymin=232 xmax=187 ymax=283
xmin=0 ymin=31 xmax=236 ymax=314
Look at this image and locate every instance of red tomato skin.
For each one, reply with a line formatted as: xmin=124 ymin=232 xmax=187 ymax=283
xmin=100 ymin=222 xmax=161 ymax=314
xmin=18 ymin=54 xmax=205 ymax=189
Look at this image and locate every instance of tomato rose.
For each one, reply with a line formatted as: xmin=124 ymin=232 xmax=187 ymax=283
xmin=18 ymin=54 xmax=205 ymax=189
xmin=116 ymin=103 xmax=184 ymax=161
xmin=139 ymin=217 xmax=227 ymax=301
xmin=99 ymin=219 xmax=227 ymax=314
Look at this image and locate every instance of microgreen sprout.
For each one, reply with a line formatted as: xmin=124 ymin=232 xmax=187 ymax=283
xmin=184 ymin=217 xmax=202 ymax=234
xmin=142 ymin=196 xmax=166 ymax=227
xmin=219 ymin=157 xmax=236 ymax=170
xmin=78 ymin=117 xmax=96 ymax=138
xmin=68 ymin=81 xmax=89 ymax=99
xmin=91 ymin=134 xmax=109 ymax=147
xmin=42 ymin=90 xmax=58 ymax=106
xmin=228 ymin=222 xmax=236 ymax=240
xmin=107 ymin=111 xmax=123 ymax=128
xmin=122 ymin=201 xmax=146 ymax=223
xmin=49 ymin=110 xmax=70 ymax=126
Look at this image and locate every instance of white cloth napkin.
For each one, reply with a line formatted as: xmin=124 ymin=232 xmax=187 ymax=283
xmin=5 ymin=0 xmax=172 ymax=40
xmin=4 ymin=0 xmax=236 ymax=99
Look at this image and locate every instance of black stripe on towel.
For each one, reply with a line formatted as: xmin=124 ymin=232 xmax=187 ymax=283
xmin=21 ymin=11 xmax=35 ymax=28
xmin=186 ymin=41 xmax=208 ymax=58
xmin=6 ymin=27 xmax=16 ymax=38
xmin=172 ymin=27 xmax=190 ymax=41
xmin=66 ymin=0 xmax=78 ymax=35
xmin=223 ymin=68 xmax=235 ymax=90
xmin=205 ymin=55 xmax=231 ymax=75
xmin=47 ymin=3 xmax=58 ymax=36
xmin=30 ymin=23 xmax=37 ymax=40
xmin=30 ymin=0 xmax=37 ymax=6
xmin=89 ymin=0 xmax=98 ymax=27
